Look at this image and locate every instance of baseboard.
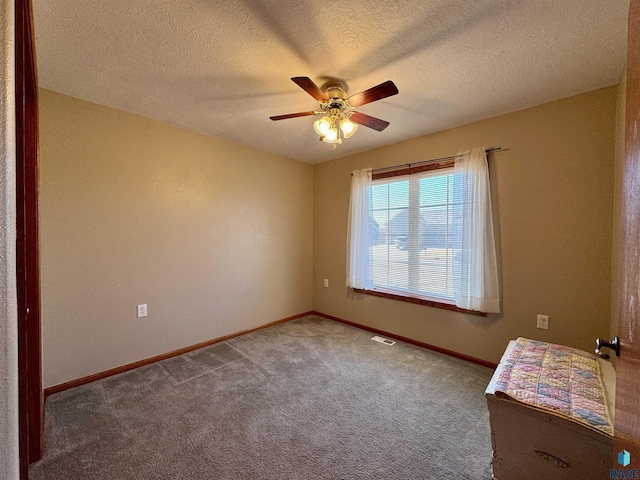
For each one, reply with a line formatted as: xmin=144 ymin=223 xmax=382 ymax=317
xmin=311 ymin=310 xmax=498 ymax=369
xmin=45 ymin=309 xmax=496 ymax=396
xmin=44 ymin=311 xmax=314 ymax=396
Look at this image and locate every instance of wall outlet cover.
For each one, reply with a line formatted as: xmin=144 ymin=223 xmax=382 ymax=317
xmin=536 ymin=314 xmax=549 ymax=330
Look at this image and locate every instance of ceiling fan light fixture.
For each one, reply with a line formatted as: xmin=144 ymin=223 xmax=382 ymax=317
xmin=323 ymin=126 xmax=340 ymax=143
xmin=340 ymin=117 xmax=358 ymax=138
xmin=313 ymin=116 xmax=332 ymax=136
xmin=271 ymin=77 xmax=398 ymax=148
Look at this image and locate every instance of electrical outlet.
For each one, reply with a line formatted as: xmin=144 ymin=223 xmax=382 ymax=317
xmin=536 ymin=314 xmax=549 ymax=330
xmin=137 ymin=304 xmax=147 ymax=318
xmin=324 ymin=279 xmax=329 ymax=288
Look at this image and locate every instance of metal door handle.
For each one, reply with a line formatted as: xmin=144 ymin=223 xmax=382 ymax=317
xmin=595 ymin=336 xmax=620 ymax=359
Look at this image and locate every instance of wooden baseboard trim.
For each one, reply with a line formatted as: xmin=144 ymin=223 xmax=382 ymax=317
xmin=311 ymin=310 xmax=498 ymax=369
xmin=44 ymin=311 xmax=314 ymax=396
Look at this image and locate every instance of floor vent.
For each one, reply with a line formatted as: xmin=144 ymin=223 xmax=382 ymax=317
xmin=371 ymin=335 xmax=396 ymax=346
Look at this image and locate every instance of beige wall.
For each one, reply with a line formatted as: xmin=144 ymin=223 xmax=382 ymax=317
xmin=313 ymin=87 xmax=617 ymax=364
xmin=39 ymin=89 xmax=313 ymax=388
xmin=40 ymin=85 xmax=618 ymax=386
xmin=611 ymin=70 xmax=627 ymax=343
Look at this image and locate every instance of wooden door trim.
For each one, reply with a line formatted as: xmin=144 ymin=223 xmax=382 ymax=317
xmin=614 ymin=0 xmax=640 ymax=454
xmin=15 ymin=0 xmax=43 ymax=474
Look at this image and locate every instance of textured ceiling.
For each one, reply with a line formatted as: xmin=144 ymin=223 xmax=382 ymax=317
xmin=33 ymin=0 xmax=629 ymax=164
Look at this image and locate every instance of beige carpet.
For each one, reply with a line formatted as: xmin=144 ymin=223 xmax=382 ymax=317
xmin=30 ymin=315 xmax=494 ymax=479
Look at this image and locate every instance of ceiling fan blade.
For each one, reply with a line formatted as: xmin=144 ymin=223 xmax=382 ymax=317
xmin=270 ymin=111 xmax=317 ymax=121
xmin=291 ymin=77 xmax=329 ymax=102
xmin=350 ymin=112 xmax=390 ymax=132
xmin=348 ymin=80 xmax=398 ymax=107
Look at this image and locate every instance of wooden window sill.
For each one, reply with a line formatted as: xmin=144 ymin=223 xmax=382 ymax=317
xmin=353 ymin=288 xmax=487 ymax=317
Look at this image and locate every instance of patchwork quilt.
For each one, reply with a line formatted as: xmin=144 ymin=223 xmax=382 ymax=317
xmin=492 ymin=337 xmax=613 ymax=436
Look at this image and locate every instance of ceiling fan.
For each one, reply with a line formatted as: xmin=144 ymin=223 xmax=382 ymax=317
xmin=270 ymin=77 xmax=399 ymax=147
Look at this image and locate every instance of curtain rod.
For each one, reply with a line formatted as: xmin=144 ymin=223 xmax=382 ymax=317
xmin=356 ymin=147 xmax=504 ymax=176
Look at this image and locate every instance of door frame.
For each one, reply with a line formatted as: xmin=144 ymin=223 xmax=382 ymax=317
xmin=613 ymin=0 xmax=640 ymax=463
xmin=15 ymin=0 xmax=43 ymax=476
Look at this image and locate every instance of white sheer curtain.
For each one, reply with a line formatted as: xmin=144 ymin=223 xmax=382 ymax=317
xmin=454 ymin=147 xmax=500 ymax=313
xmin=346 ymin=168 xmax=372 ymax=289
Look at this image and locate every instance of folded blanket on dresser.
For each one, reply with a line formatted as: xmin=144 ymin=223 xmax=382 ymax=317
xmin=491 ymin=337 xmax=613 ymax=436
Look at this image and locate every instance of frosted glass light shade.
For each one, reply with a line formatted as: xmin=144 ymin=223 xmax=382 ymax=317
xmin=324 ymin=127 xmax=338 ymax=143
xmin=340 ymin=118 xmax=358 ymax=138
xmin=313 ymin=116 xmax=332 ymax=136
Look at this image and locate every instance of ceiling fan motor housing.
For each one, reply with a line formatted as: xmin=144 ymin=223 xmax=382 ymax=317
xmin=321 ymin=86 xmax=347 ymax=114
xmin=325 ymin=84 xmax=348 ymax=101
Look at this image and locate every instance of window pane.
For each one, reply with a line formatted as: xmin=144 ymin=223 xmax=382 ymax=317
xmin=369 ymin=169 xmax=458 ymax=302
xmin=418 ymin=174 xmax=453 ymax=299
xmin=370 ymin=180 xmax=410 ymax=290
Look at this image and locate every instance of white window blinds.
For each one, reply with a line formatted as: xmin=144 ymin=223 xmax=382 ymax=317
xmin=369 ymin=168 xmax=462 ymax=302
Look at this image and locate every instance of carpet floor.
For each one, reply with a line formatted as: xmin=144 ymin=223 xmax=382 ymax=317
xmin=30 ymin=315 xmax=495 ymax=479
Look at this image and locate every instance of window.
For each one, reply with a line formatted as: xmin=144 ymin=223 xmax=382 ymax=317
xmin=347 ymin=148 xmax=500 ymax=314
xmin=369 ymin=165 xmax=463 ymax=304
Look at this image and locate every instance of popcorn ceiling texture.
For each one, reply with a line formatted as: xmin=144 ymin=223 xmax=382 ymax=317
xmin=0 ymin=0 xmax=19 ymax=478
xmin=32 ymin=0 xmax=629 ymax=163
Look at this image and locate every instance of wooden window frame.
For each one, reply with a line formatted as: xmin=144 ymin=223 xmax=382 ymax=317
xmin=358 ymin=159 xmax=486 ymax=317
